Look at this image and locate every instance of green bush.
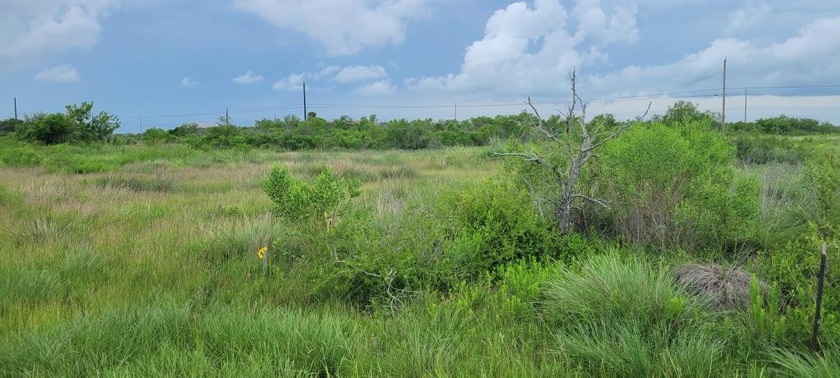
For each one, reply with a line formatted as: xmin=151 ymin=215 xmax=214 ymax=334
xmin=0 ymin=118 xmax=23 ymax=134
xmin=263 ymin=165 xmax=360 ymax=229
xmin=805 ymin=153 xmax=840 ymax=237
xmin=600 ymin=121 xmax=759 ymax=253
xmin=753 ymin=227 xmax=840 ymax=348
xmin=442 ymin=176 xmax=560 ymax=281
xmin=66 ymin=102 xmax=120 ymax=142
xmin=17 ymin=113 xmax=75 ymax=144
xmin=735 ymin=135 xmax=808 ymax=164
xmin=141 ymin=128 xmax=174 ymax=144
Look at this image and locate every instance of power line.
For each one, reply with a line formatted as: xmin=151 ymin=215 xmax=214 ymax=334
xmin=128 ymin=104 xmax=303 ymax=119
xmin=112 ymin=83 xmax=840 ymax=122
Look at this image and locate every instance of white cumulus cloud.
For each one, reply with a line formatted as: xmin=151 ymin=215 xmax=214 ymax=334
xmin=181 ymin=76 xmax=198 ymax=88
xmin=273 ymin=73 xmax=305 ymax=91
xmin=333 ymin=65 xmax=388 ymax=83
xmin=354 ymin=80 xmax=396 ymax=96
xmin=232 ymin=0 xmax=430 ymax=56
xmin=34 ymin=64 xmax=80 ymax=83
xmin=407 ymin=0 xmax=638 ymax=95
xmin=587 ymin=17 xmax=840 ymax=96
xmin=0 ymin=0 xmax=117 ymax=72
xmin=232 ymin=70 xmax=264 ymax=84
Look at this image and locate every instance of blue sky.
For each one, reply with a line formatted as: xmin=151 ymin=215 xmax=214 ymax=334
xmin=1 ymin=0 xmax=839 ymax=133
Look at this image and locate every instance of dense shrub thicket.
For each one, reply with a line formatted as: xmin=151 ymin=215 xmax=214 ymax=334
xmin=599 ymin=120 xmax=760 ymax=252
xmin=5 ymin=102 xmax=120 ymax=144
xmin=129 ymin=113 xmax=533 ymax=151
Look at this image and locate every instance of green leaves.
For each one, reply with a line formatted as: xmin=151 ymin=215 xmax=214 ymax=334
xmin=66 ymin=101 xmax=121 ymax=142
xmin=600 ymin=121 xmax=759 ymax=252
xmin=262 ymin=165 xmax=360 ymax=229
xmin=16 ymin=102 xmax=120 ymax=144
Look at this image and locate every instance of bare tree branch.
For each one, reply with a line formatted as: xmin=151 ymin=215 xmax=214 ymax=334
xmin=572 ymin=194 xmax=610 ymax=208
xmin=526 ymin=97 xmax=565 ymax=145
xmin=492 ymin=67 xmax=643 ymax=233
xmin=639 ymin=101 xmax=653 ymax=120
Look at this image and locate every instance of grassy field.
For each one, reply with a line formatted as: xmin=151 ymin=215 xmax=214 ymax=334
xmin=1 ymin=137 xmax=838 ymax=376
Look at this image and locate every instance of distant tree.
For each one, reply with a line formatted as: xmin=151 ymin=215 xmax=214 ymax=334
xmin=254 ymin=118 xmax=284 ymax=129
xmin=65 ymin=102 xmax=121 ymax=141
xmin=18 ymin=112 xmax=76 ymax=144
xmin=204 ymin=124 xmax=243 ymax=148
xmin=656 ymin=101 xmax=716 ymax=126
xmin=0 ymin=118 xmax=23 ymax=134
xmin=756 ymin=115 xmax=839 ymax=135
xmin=141 ymin=127 xmax=174 ymax=143
xmin=169 ymin=122 xmax=201 ymax=137
xmin=283 ymin=115 xmax=302 ymax=129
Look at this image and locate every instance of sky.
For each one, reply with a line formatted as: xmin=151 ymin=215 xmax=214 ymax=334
xmin=1 ymin=0 xmax=840 ymax=133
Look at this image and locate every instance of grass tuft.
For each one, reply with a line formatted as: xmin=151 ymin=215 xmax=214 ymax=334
xmin=674 ymin=263 xmax=767 ymax=311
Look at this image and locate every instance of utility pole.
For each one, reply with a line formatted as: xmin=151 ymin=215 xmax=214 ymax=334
xmin=13 ymin=97 xmax=17 ymax=119
xmin=225 ymin=108 xmax=230 ymax=125
xmin=722 ymin=57 xmax=727 ymax=132
xmin=744 ymin=88 xmax=747 ymax=123
xmin=303 ymin=82 xmax=308 ymax=120
xmin=454 ymin=102 xmax=457 ymax=121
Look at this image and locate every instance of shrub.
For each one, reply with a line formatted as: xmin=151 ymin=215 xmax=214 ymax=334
xmin=753 ymin=227 xmax=840 ymax=348
xmin=805 ymin=153 xmax=840 ymax=237
xmin=141 ymin=128 xmax=174 ymax=144
xmin=0 ymin=118 xmax=23 ymax=134
xmin=442 ymin=176 xmax=559 ymax=281
xmin=734 ymin=135 xmax=808 ymax=164
xmin=66 ymin=102 xmax=120 ymax=142
xmin=599 ymin=121 xmax=760 ymax=253
xmin=263 ymin=165 xmax=360 ymax=229
xmin=17 ymin=113 xmax=75 ymax=144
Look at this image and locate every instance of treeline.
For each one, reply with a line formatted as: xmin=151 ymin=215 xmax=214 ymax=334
xmin=0 ymin=102 xmax=120 ymax=144
xmin=1 ymin=101 xmax=837 ymax=150
xmin=729 ymin=115 xmax=840 ymax=135
xmin=135 ymin=113 xmax=536 ymax=150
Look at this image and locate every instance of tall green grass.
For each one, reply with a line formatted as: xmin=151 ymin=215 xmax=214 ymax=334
xmin=0 ymin=137 xmax=837 ymax=375
xmin=541 ymin=253 xmax=731 ymax=376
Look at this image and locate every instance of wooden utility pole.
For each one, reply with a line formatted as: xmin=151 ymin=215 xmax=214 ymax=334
xmin=13 ymin=97 xmax=17 ymax=119
xmin=225 ymin=108 xmax=230 ymax=125
xmin=744 ymin=88 xmax=747 ymax=123
xmin=303 ymin=82 xmax=308 ymax=119
xmin=722 ymin=57 xmax=727 ymax=132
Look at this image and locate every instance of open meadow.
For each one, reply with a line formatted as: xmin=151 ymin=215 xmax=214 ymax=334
xmin=1 ymin=121 xmax=839 ymax=376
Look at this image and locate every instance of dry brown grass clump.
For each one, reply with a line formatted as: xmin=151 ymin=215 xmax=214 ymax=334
xmin=674 ymin=264 xmax=768 ymax=310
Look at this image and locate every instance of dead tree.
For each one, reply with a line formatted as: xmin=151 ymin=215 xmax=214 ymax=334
xmin=493 ymin=70 xmax=650 ymax=234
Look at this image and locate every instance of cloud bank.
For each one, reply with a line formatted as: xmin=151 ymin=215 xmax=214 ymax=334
xmin=233 ymin=0 xmax=430 ymax=55
xmin=0 ymin=0 xmax=116 ymax=71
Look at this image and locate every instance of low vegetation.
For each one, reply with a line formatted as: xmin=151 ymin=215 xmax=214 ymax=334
xmin=0 ymin=97 xmax=838 ymax=375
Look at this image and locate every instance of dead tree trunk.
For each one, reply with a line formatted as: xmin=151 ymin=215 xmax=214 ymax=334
xmin=494 ymin=70 xmax=649 ymax=233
